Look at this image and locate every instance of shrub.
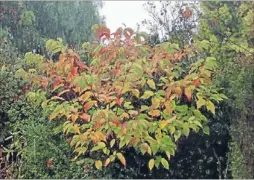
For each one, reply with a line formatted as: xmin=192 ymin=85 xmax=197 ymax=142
xmin=27 ymin=25 xmax=226 ymax=171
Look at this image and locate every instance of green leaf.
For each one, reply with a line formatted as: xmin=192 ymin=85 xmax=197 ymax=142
xmin=203 ymin=126 xmax=210 ymax=135
xmin=141 ymin=90 xmax=154 ymax=99
xmin=204 ymin=57 xmax=217 ymax=69
xmin=150 ymin=143 xmax=160 ymax=155
xmin=174 ymin=130 xmax=181 ymax=141
xmin=148 ymin=159 xmax=155 ymax=170
xmin=98 ymin=142 xmax=106 ymax=148
xmin=147 ymin=79 xmax=156 ymax=89
xmin=140 ymin=105 xmax=149 ymax=112
xmin=182 ymin=123 xmax=190 ymax=136
xmin=154 ymin=156 xmax=162 ymax=168
xmin=168 ymin=125 xmax=176 ymax=135
xmin=165 ymin=151 xmax=171 ymax=160
xmin=161 ymin=158 xmax=169 ymax=169
xmin=110 ymin=139 xmax=116 ymax=148
xmin=119 ymin=140 xmax=125 ymax=149
xmin=193 ymin=120 xmax=202 ymax=128
xmin=91 ymin=145 xmax=103 ymax=152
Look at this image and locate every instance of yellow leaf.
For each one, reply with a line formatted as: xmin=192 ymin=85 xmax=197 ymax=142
xmin=50 ymin=96 xmax=65 ymax=101
xmin=147 ymin=79 xmax=156 ymax=89
xmin=197 ymin=98 xmax=206 ymax=109
xmin=174 ymin=86 xmax=182 ymax=97
xmin=165 ymin=151 xmax=171 ymax=160
xmin=73 ymin=124 xmax=80 ymax=134
xmin=148 ymin=159 xmax=155 ymax=170
xmin=141 ymin=90 xmax=154 ymax=99
xmin=79 ymin=91 xmax=93 ymax=102
xmin=71 ymin=114 xmax=79 ymax=123
xmin=151 ymin=98 xmax=160 ymax=109
xmin=132 ymin=89 xmax=140 ymax=98
xmin=122 ymin=112 xmax=130 ymax=119
xmin=95 ymin=160 xmax=102 ymax=169
xmin=168 ymin=125 xmax=176 ymax=135
xmin=160 ymin=120 xmax=168 ymax=129
xmin=207 ymin=101 xmax=215 ymax=114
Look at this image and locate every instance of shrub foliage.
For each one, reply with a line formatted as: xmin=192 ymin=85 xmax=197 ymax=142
xmin=26 ymin=25 xmax=226 ymax=170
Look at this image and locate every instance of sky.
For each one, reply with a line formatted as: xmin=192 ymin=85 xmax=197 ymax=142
xmin=100 ymin=1 xmax=150 ymax=33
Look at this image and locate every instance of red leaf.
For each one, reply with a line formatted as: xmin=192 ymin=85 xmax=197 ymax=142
xmin=193 ymin=79 xmax=200 ymax=88
xmin=71 ymin=67 xmax=78 ymax=76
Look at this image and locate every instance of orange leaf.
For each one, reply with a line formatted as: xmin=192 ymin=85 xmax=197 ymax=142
xmin=166 ymin=88 xmax=172 ymax=100
xmin=129 ymin=136 xmax=138 ymax=146
xmin=41 ymin=78 xmax=49 ymax=89
xmin=84 ymin=101 xmax=97 ymax=112
xmin=122 ymin=113 xmax=129 ymax=119
xmin=46 ymin=159 xmax=53 ymax=169
xmin=72 ymin=114 xmax=79 ymax=123
xmin=115 ymin=97 xmax=124 ymax=106
xmin=184 ymin=87 xmax=192 ymax=102
xmin=122 ymin=121 xmax=127 ymax=135
xmin=79 ymin=91 xmax=93 ymax=102
xmin=92 ymin=131 xmax=106 ymax=143
xmin=105 ymin=158 xmax=111 ymax=167
xmin=183 ymin=7 xmax=192 ymax=19
xmin=148 ymin=110 xmax=161 ymax=117
xmin=112 ymin=117 xmax=121 ymax=126
xmin=174 ymin=86 xmax=182 ymax=97
xmin=94 ymin=118 xmax=106 ymax=129
xmin=80 ymin=113 xmax=90 ymax=122
xmin=117 ymin=152 xmax=126 ymax=167
xmin=174 ymin=52 xmax=179 ymax=60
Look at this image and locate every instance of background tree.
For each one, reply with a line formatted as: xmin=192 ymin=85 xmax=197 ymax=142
xmin=0 ymin=1 xmax=104 ymax=53
xmin=198 ymin=1 xmax=254 ymax=178
xmin=142 ymin=1 xmax=200 ymax=47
